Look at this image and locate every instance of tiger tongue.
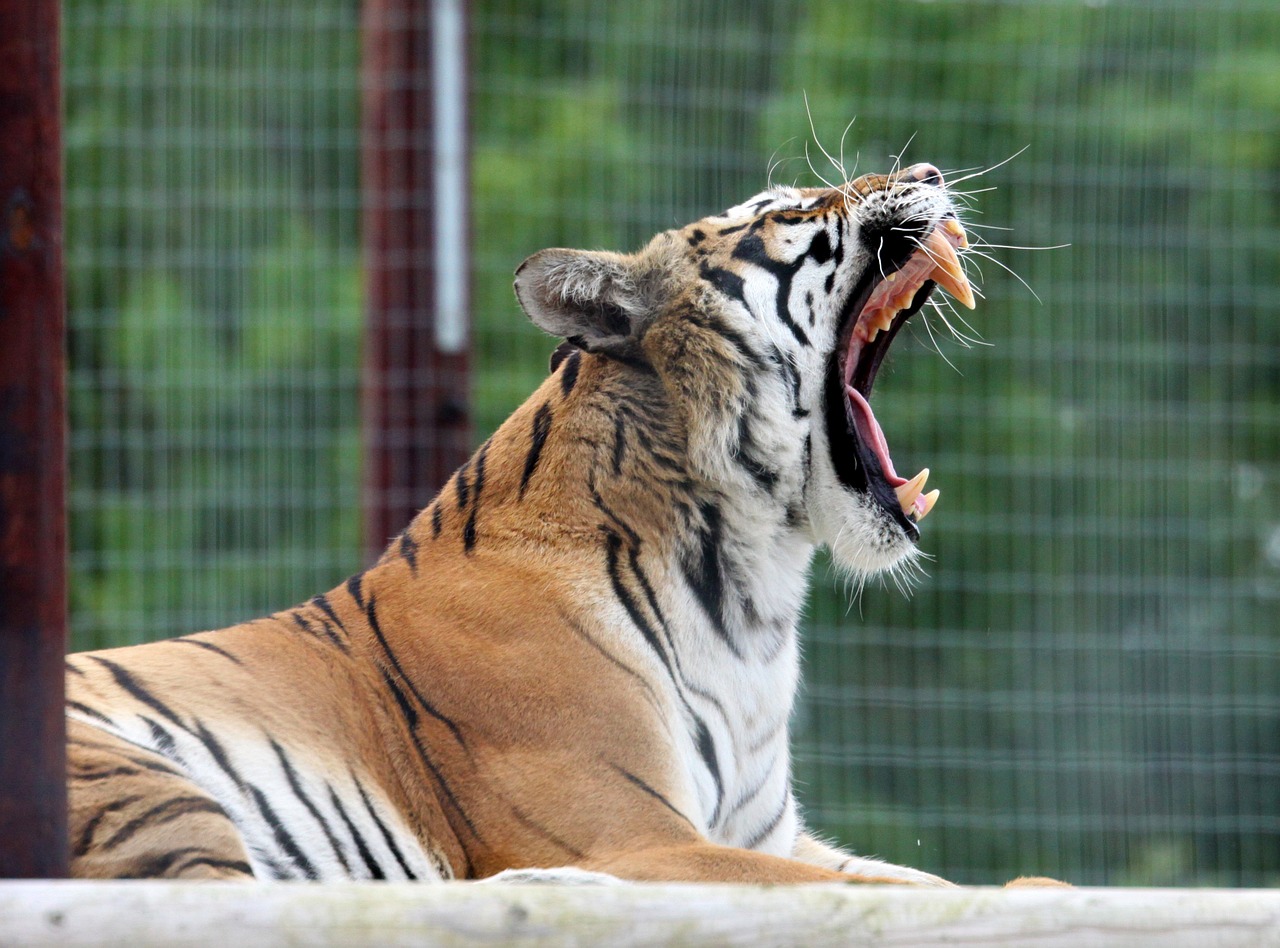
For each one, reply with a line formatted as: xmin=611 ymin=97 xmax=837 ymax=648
xmin=846 ymin=385 xmax=939 ymax=520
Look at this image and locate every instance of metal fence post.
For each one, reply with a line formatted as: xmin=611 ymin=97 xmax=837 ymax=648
xmin=0 ymin=0 xmax=68 ymax=879
xmin=361 ymin=0 xmax=472 ymax=560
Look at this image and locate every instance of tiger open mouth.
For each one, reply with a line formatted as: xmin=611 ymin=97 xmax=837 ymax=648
xmin=825 ymin=217 xmax=974 ymax=541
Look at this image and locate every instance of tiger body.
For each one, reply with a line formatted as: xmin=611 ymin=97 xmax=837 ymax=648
xmin=67 ymin=162 xmax=980 ymax=884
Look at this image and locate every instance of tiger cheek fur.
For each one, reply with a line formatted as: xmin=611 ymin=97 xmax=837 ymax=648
xmin=64 ymin=162 xmax=1040 ymax=888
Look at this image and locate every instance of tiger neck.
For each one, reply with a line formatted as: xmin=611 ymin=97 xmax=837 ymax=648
xmin=386 ymin=353 xmax=816 ymax=661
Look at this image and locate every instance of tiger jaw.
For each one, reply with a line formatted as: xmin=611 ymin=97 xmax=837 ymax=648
xmin=821 ymin=215 xmax=975 ymax=555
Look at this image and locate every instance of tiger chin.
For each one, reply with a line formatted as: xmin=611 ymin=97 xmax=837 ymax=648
xmin=66 ymin=161 xmax=1064 ymax=888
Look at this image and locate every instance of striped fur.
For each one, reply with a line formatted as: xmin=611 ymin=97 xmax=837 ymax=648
xmin=68 ymin=163 xmax=999 ymax=885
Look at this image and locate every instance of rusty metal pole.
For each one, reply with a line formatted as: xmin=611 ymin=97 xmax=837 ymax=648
xmin=0 ymin=0 xmax=68 ymax=878
xmin=361 ymin=0 xmax=471 ymax=560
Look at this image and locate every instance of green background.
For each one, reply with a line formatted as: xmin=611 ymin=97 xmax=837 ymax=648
xmin=64 ymin=0 xmax=1280 ymax=885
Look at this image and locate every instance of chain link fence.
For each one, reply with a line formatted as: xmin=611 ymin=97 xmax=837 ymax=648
xmin=64 ymin=0 xmax=1280 ymax=885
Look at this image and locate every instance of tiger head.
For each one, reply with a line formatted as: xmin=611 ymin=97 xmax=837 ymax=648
xmin=514 ymin=162 xmax=974 ymax=586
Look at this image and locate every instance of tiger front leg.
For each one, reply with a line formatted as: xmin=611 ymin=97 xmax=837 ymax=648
xmin=575 ymin=839 xmax=922 ymax=885
xmin=792 ymin=830 xmax=955 ymax=887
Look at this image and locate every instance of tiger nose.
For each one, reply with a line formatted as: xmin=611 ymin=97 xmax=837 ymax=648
xmin=904 ymin=162 xmax=944 ymax=187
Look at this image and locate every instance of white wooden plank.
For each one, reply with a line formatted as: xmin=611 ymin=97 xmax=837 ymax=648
xmin=2 ymin=882 xmax=1278 ymax=948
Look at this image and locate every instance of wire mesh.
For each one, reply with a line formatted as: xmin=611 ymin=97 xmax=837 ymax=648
xmin=65 ymin=0 xmax=1280 ymax=886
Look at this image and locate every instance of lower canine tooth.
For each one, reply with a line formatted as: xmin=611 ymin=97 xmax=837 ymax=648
xmin=917 ymin=488 xmax=940 ymax=521
xmin=896 ymin=468 xmax=930 ymax=514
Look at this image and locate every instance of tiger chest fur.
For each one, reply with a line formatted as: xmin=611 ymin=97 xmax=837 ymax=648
xmin=67 ymin=162 xmax=980 ymax=885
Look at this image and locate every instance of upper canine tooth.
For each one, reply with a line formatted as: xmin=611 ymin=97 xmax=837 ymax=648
xmin=924 ymin=229 xmax=976 ymax=310
xmin=944 ymin=218 xmax=970 ymax=249
xmin=932 ymin=266 xmax=976 ymax=310
xmin=924 ymin=229 xmax=964 ymax=282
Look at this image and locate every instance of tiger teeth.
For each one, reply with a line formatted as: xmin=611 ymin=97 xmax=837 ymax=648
xmin=917 ymin=489 xmax=940 ymax=521
xmin=944 ymin=218 xmax=969 ymax=249
xmin=895 ymin=468 xmax=930 ymax=515
xmin=924 ymin=229 xmax=976 ymax=310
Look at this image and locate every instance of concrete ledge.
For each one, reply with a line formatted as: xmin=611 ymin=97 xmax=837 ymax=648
xmin=2 ymin=881 xmax=1279 ymax=947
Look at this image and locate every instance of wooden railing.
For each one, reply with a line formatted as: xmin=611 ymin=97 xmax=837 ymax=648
xmin=3 ymin=881 xmax=1278 ymax=947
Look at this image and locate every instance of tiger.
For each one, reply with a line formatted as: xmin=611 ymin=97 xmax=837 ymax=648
xmin=66 ymin=160 xmax=1058 ymax=887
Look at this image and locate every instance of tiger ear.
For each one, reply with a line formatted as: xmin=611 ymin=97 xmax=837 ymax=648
xmin=514 ymin=249 xmax=650 ymax=357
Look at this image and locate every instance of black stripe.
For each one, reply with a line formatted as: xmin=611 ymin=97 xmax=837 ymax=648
xmin=346 ymin=572 xmax=366 ymax=609
xmin=121 ymin=846 xmax=220 ymax=879
xmin=594 ymin=497 xmax=727 ymax=823
xmin=611 ymin=414 xmax=626 ymax=475
xmin=73 ymin=794 xmax=143 ymax=857
xmin=168 ymin=637 xmax=243 ymax=666
xmin=693 ymin=718 xmax=724 ymax=826
xmin=735 ymin=414 xmax=779 ymax=494
xmin=699 ymin=260 xmax=746 ymax=306
xmin=399 ymin=531 xmax=419 ymax=574
xmin=171 ymin=854 xmax=254 ymax=877
xmin=519 ymin=403 xmax=553 ymax=499
xmin=70 ymin=765 xmax=140 ymax=782
xmin=609 ymin=763 xmax=697 ymax=830
xmin=247 ymin=781 xmax=319 ymax=879
xmin=558 ymin=608 xmax=662 ymax=712
xmin=292 ymin=609 xmax=346 ymax=651
xmin=365 ymin=597 xmax=465 ymax=746
xmin=291 ymin=608 xmax=345 ymax=647
xmin=744 ymin=796 xmax=790 ymax=850
xmin=727 ymin=757 xmax=779 ymax=816
xmin=87 ymin=657 xmax=187 ymax=731
xmin=357 ymin=619 xmax=480 ymax=857
xmin=463 ymin=441 xmax=489 ymax=553
xmin=354 ymin=777 xmax=418 ymax=880
xmin=559 ymin=348 xmax=581 ymax=396
xmin=778 ymin=353 xmax=809 ymax=419
xmin=141 ymin=718 xmax=180 ymax=759
xmin=509 ymin=804 xmax=586 ymax=861
xmin=67 ymin=700 xmax=115 ymax=726
xmin=190 ymin=719 xmax=247 ymax=791
xmin=431 ymin=503 xmax=443 ymax=539
xmin=603 ymin=531 xmax=675 ymax=683
xmin=681 ymin=502 xmax=740 ymax=659
xmin=66 ymin=661 xmax=87 ymax=677
xmin=99 ymin=796 xmax=228 ymax=852
xmin=310 ymin=594 xmax=347 ymax=634
xmin=684 ymin=309 xmax=767 ymax=371
xmin=807 ymin=229 xmax=832 ymax=264
xmin=270 ymin=738 xmax=352 ymax=875
xmin=731 ymin=231 xmax=812 ymax=348
xmin=455 ymin=459 xmax=471 ymax=509
xmin=382 ymin=668 xmax=418 ymax=730
xmin=121 ymin=751 xmax=185 ymax=777
xmin=66 ymin=732 xmax=181 ymax=777
xmin=328 ymin=784 xmax=386 ymax=880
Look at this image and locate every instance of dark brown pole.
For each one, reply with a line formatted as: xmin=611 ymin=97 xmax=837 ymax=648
xmin=361 ymin=0 xmax=471 ymax=560
xmin=0 ymin=0 xmax=68 ymax=879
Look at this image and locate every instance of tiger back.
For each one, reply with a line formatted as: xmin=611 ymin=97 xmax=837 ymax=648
xmin=68 ymin=161 xmax=995 ymax=885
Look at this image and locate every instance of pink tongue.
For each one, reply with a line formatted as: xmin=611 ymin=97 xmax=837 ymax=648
xmin=847 ymin=386 xmax=906 ymax=487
